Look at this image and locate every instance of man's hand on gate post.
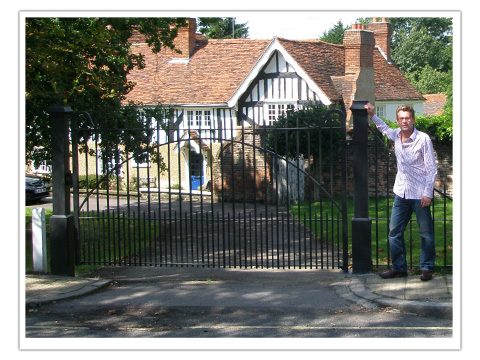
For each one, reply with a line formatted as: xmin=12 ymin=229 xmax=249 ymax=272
xmin=364 ymin=102 xmax=375 ymax=117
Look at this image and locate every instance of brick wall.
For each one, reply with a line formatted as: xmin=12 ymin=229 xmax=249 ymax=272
xmin=212 ymin=128 xmax=273 ymax=203
xmin=353 ymin=139 xmax=453 ymax=198
xmin=433 ymin=141 xmax=453 ymax=197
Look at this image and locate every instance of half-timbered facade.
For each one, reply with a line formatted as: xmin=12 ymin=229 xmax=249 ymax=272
xmin=236 ymin=45 xmax=331 ymax=127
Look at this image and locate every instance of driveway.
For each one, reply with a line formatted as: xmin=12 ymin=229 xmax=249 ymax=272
xmin=27 ymin=194 xmax=344 ymax=269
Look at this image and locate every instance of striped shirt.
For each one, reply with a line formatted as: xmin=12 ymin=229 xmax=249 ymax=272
xmin=371 ymin=115 xmax=437 ymax=199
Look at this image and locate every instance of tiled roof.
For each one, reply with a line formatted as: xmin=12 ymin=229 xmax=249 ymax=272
xmin=126 ymin=36 xmax=271 ymax=105
xmin=372 ymin=50 xmax=424 ymax=101
xmin=278 ymin=38 xmax=423 ymax=102
xmin=423 ymin=94 xmax=447 ymax=116
xmin=277 ymin=38 xmax=345 ymax=101
xmin=125 ymin=34 xmax=423 ymax=106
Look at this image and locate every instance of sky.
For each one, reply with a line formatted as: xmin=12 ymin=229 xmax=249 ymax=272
xmin=234 ymin=12 xmax=361 ymax=40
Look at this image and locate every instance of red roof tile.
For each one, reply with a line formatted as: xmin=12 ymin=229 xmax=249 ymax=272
xmin=125 ymin=35 xmax=423 ymax=106
xmin=279 ymin=38 xmax=423 ymax=102
xmin=423 ymin=94 xmax=447 ymax=116
xmin=126 ymin=37 xmax=271 ymax=105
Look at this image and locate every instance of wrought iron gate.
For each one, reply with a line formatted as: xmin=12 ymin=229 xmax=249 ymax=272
xmin=71 ymin=108 xmax=348 ymax=270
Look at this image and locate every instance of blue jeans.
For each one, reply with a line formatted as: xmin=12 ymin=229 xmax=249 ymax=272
xmin=389 ymin=195 xmax=435 ymax=272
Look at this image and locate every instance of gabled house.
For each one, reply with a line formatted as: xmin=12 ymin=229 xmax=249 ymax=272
xmin=118 ymin=17 xmax=424 ymax=195
xmin=126 ymin=17 xmax=423 ymax=124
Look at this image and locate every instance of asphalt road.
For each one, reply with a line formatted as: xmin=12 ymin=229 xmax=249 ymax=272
xmin=25 ymin=268 xmax=453 ymax=341
xmin=26 ymin=305 xmax=452 ymax=339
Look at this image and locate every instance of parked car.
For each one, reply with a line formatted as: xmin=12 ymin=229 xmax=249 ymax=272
xmin=25 ymin=175 xmax=51 ymax=203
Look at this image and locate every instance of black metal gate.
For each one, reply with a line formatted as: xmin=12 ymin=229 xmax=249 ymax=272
xmin=71 ymin=108 xmax=348 ymax=270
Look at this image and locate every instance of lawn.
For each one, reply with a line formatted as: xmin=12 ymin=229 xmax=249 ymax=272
xmin=78 ymin=210 xmax=160 ymax=267
xmin=290 ymin=196 xmax=453 ymax=270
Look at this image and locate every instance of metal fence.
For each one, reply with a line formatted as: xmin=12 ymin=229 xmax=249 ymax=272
xmin=71 ymin=108 xmax=349 ymax=270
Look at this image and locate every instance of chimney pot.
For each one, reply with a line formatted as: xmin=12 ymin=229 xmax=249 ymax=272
xmin=352 ymin=24 xmax=367 ymax=30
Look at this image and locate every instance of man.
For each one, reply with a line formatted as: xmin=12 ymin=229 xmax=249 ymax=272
xmin=364 ymin=103 xmax=437 ymax=281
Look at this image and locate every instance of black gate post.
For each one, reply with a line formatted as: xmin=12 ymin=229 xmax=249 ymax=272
xmin=48 ymin=104 xmax=75 ymax=276
xmin=350 ymin=100 xmax=372 ymax=274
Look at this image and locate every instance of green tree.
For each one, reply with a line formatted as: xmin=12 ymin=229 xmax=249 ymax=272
xmin=385 ymin=17 xmax=453 ymax=96
xmin=266 ymin=103 xmax=342 ymax=160
xmin=320 ymin=17 xmax=453 ymax=142
xmin=389 ymin=17 xmax=452 ymax=74
xmin=349 ymin=17 xmax=453 ymax=96
xmin=405 ymin=65 xmax=453 ymax=95
xmin=319 ymin=20 xmax=349 ymax=44
xmin=388 ymin=17 xmax=453 ymax=129
xmin=25 ymin=17 xmax=186 ymax=168
xmin=197 ymin=17 xmax=249 ymax=39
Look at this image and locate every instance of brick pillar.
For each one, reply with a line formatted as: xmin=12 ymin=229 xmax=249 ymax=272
xmin=368 ymin=18 xmax=392 ymax=60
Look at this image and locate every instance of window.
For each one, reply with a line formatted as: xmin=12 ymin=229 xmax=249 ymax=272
xmin=266 ymin=104 xmax=295 ymax=125
xmin=376 ymin=105 xmax=385 ymax=118
xmin=203 ymin=111 xmax=211 ymax=127
xmin=268 ymin=105 xmax=277 ymax=126
xmin=187 ymin=110 xmax=195 ymax=127
xmin=187 ymin=110 xmax=212 ymax=128
xmin=195 ymin=111 xmax=202 ymax=127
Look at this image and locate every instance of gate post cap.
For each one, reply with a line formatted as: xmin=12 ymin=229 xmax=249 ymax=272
xmin=47 ymin=103 xmax=73 ymax=114
xmin=350 ymin=100 xmax=369 ymax=111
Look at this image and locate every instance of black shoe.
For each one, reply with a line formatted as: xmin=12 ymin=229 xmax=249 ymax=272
xmin=380 ymin=270 xmax=408 ymax=279
xmin=420 ymin=270 xmax=433 ymax=281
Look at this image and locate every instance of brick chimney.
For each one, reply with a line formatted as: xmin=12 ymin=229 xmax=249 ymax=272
xmin=342 ymin=24 xmax=375 ymax=127
xmin=343 ymin=24 xmax=375 ymax=75
xmin=171 ymin=18 xmax=197 ymax=60
xmin=367 ymin=17 xmax=392 ymax=60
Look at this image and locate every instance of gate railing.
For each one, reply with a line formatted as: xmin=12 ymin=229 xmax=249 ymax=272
xmin=66 ymin=106 xmax=348 ymax=271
